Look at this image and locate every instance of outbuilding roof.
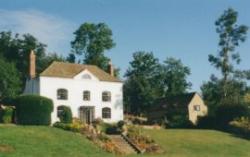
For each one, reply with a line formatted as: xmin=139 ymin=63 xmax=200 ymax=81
xmin=40 ymin=61 xmax=122 ymax=82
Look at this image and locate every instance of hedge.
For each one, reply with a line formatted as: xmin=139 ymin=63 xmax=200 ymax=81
xmin=0 ymin=106 xmax=14 ymax=123
xmin=15 ymin=95 xmax=53 ymax=125
xmin=216 ymin=103 xmax=249 ymax=128
xmin=57 ymin=105 xmax=72 ymax=123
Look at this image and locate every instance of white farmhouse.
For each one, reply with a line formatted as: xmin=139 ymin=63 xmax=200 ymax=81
xmin=24 ymin=51 xmax=123 ymax=124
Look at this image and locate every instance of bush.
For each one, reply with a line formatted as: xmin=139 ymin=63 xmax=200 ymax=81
xmin=229 ymin=117 xmax=250 ymax=138
xmin=53 ymin=120 xmax=86 ymax=132
xmin=0 ymin=106 xmax=14 ymax=123
xmin=57 ymin=106 xmax=72 ymax=123
xmin=15 ymin=95 xmax=53 ymax=125
xmin=106 ymin=124 xmax=120 ymax=134
xmin=197 ymin=115 xmax=216 ymax=129
xmin=165 ymin=114 xmax=193 ymax=128
xmin=117 ymin=120 xmax=125 ymax=128
xmin=216 ymin=103 xmax=249 ymax=128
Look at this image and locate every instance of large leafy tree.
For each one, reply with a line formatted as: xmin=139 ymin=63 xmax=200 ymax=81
xmin=0 ymin=31 xmax=46 ymax=83
xmin=66 ymin=53 xmax=76 ymax=63
xmin=0 ymin=31 xmax=66 ymax=90
xmin=124 ymin=51 xmax=162 ymax=115
xmin=71 ymin=23 xmax=115 ymax=71
xmin=202 ymin=8 xmax=249 ymax=115
xmin=208 ymin=8 xmax=248 ymax=98
xmin=0 ymin=57 xmax=21 ymax=102
xmin=160 ymin=57 xmax=191 ymax=97
xmin=201 ymin=75 xmax=248 ymax=115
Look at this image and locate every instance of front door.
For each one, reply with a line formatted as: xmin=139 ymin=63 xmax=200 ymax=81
xmin=79 ymin=106 xmax=95 ymax=124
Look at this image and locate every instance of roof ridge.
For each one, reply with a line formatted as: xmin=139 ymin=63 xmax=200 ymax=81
xmin=40 ymin=61 xmax=122 ymax=83
xmin=52 ymin=61 xmax=97 ymax=67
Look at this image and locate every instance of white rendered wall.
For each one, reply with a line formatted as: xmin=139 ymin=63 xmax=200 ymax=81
xmin=39 ymin=71 xmax=123 ymax=124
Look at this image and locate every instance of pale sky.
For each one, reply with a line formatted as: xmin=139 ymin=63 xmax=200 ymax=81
xmin=0 ymin=0 xmax=249 ymax=91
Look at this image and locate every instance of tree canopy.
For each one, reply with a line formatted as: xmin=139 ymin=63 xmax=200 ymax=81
xmin=202 ymin=8 xmax=249 ymax=113
xmin=161 ymin=57 xmax=191 ymax=97
xmin=124 ymin=52 xmax=191 ymax=115
xmin=0 ymin=57 xmax=21 ymax=102
xmin=71 ymin=23 xmax=115 ymax=71
xmin=124 ymin=52 xmax=162 ymax=115
xmin=0 ymin=31 xmax=66 ymax=89
xmin=208 ymin=8 xmax=248 ymax=98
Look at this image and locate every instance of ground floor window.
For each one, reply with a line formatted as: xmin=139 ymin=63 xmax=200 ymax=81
xmin=57 ymin=106 xmax=64 ymax=117
xmin=102 ymin=107 xmax=111 ymax=119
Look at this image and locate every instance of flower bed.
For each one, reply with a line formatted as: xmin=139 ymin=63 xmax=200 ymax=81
xmin=53 ymin=118 xmax=124 ymax=155
xmin=126 ymin=125 xmax=164 ymax=154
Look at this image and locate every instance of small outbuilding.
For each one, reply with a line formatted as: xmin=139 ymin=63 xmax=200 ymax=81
xmin=147 ymin=92 xmax=208 ymax=124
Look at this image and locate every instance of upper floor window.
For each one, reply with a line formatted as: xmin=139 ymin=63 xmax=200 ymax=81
xmin=194 ymin=105 xmax=200 ymax=111
xmin=57 ymin=89 xmax=68 ymax=100
xmin=102 ymin=107 xmax=111 ymax=119
xmin=83 ymin=90 xmax=90 ymax=101
xmin=82 ymin=74 xmax=91 ymax=79
xmin=102 ymin=91 xmax=111 ymax=102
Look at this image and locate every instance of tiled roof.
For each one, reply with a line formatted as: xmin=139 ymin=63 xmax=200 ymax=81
xmin=40 ymin=61 xmax=122 ymax=82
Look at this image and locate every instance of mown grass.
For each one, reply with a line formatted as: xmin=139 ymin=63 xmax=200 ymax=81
xmin=1 ymin=125 xmax=250 ymax=157
xmin=0 ymin=125 xmax=113 ymax=157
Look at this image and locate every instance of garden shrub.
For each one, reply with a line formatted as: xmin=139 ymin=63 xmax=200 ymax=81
xmin=229 ymin=117 xmax=250 ymax=138
xmin=57 ymin=106 xmax=72 ymax=123
xmin=165 ymin=114 xmax=193 ymax=128
xmin=0 ymin=106 xmax=14 ymax=123
xmin=106 ymin=124 xmax=120 ymax=134
xmin=197 ymin=115 xmax=216 ymax=129
xmin=15 ymin=95 xmax=53 ymax=125
xmin=53 ymin=121 xmax=86 ymax=132
xmin=216 ymin=103 xmax=249 ymax=129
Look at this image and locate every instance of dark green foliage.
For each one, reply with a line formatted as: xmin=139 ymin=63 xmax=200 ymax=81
xmin=98 ymin=121 xmax=124 ymax=135
xmin=0 ymin=32 xmax=46 ymax=84
xmin=208 ymin=8 xmax=248 ymax=98
xmin=117 ymin=120 xmax=125 ymax=128
xmin=124 ymin=52 xmax=191 ymax=116
xmin=71 ymin=22 xmax=115 ymax=72
xmin=106 ymin=125 xmax=120 ymax=135
xmin=0 ymin=106 xmax=14 ymax=123
xmin=15 ymin=95 xmax=53 ymax=125
xmin=216 ymin=103 xmax=249 ymax=128
xmin=124 ymin=51 xmax=163 ymax=115
xmin=0 ymin=57 xmax=21 ymax=101
xmin=0 ymin=31 xmax=66 ymax=90
xmin=197 ymin=116 xmax=216 ymax=129
xmin=229 ymin=117 xmax=250 ymax=139
xmin=57 ymin=105 xmax=72 ymax=123
xmin=66 ymin=53 xmax=76 ymax=63
xmin=160 ymin=57 xmax=191 ymax=97
xmin=201 ymin=76 xmax=248 ymax=115
xmin=164 ymin=114 xmax=193 ymax=128
xmin=53 ymin=122 xmax=72 ymax=132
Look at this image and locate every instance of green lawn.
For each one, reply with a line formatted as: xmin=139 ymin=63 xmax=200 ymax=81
xmin=1 ymin=125 xmax=250 ymax=157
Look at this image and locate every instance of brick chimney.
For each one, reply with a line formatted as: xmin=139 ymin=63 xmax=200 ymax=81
xmin=108 ymin=61 xmax=114 ymax=77
xmin=29 ymin=50 xmax=36 ymax=79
